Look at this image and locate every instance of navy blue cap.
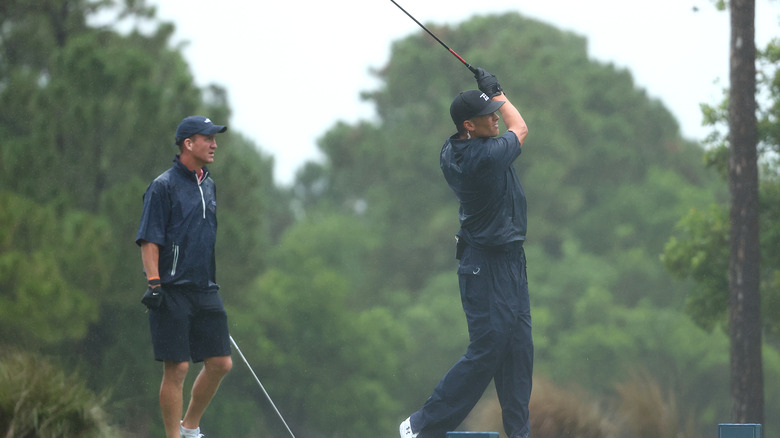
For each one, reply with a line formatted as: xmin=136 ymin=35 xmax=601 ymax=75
xmin=450 ymin=90 xmax=505 ymax=128
xmin=175 ymin=116 xmax=227 ymax=144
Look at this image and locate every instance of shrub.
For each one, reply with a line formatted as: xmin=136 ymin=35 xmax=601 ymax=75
xmin=463 ymin=377 xmax=611 ymax=438
xmin=613 ymin=372 xmax=696 ymax=438
xmin=461 ymin=375 xmax=694 ymax=438
xmin=0 ymin=351 xmax=123 ymax=438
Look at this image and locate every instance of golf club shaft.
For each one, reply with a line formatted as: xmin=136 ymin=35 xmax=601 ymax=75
xmin=230 ymin=335 xmax=296 ymax=438
xmin=389 ymin=0 xmax=477 ymax=74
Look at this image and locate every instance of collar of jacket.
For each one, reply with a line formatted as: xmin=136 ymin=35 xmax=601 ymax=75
xmin=173 ymin=155 xmax=210 ymax=182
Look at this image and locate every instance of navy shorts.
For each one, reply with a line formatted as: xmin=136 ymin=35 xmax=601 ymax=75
xmin=148 ymin=287 xmax=231 ymax=363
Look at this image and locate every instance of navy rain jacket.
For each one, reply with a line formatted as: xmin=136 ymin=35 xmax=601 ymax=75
xmin=440 ymin=130 xmax=526 ymax=249
xmin=136 ymin=156 xmax=219 ymax=292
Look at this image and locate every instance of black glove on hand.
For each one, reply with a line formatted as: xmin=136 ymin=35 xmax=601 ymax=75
xmin=142 ymin=285 xmax=163 ymax=310
xmin=474 ymin=67 xmax=503 ymax=98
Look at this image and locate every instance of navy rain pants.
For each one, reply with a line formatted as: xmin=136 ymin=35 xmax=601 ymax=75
xmin=411 ymin=242 xmax=533 ymax=438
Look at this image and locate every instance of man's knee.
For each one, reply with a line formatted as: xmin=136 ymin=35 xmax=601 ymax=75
xmin=163 ymin=361 xmax=190 ymax=386
xmin=205 ymin=355 xmax=232 ymax=377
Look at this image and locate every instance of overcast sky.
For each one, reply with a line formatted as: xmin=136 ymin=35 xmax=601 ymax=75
xmin=151 ymin=0 xmax=779 ymax=185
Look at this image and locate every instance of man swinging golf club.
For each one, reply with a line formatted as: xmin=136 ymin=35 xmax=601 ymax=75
xmin=400 ymin=68 xmax=532 ymax=438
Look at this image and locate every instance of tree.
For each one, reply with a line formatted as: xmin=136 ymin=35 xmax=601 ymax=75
xmin=0 ymin=191 xmax=110 ymax=345
xmin=728 ymin=0 xmax=764 ymax=423
xmin=662 ymin=25 xmax=780 ymax=428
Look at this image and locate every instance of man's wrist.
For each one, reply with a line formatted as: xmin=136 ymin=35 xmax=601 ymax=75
xmin=147 ymin=277 xmax=162 ymax=287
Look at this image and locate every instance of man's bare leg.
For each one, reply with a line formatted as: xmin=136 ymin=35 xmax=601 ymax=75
xmin=181 ymin=356 xmax=232 ymax=430
xmin=161 ymin=361 xmax=190 ymax=438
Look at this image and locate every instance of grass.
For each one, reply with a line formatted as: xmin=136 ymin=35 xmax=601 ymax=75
xmin=0 ymin=350 xmax=123 ymax=438
xmin=462 ymin=374 xmax=695 ymax=438
xmin=613 ymin=372 xmax=696 ymax=438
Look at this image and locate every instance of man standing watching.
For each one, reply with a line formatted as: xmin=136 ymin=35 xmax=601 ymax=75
xmin=136 ymin=116 xmax=233 ymax=438
xmin=400 ymin=69 xmax=532 ymax=438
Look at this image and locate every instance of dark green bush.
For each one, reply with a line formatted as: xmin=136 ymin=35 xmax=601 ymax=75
xmin=0 ymin=351 xmax=122 ymax=438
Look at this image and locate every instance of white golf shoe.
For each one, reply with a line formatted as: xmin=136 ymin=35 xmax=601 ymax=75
xmin=180 ymin=421 xmax=204 ymax=438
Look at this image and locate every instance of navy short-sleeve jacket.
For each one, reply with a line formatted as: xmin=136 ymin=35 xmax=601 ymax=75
xmin=440 ymin=130 xmax=526 ymax=249
xmin=136 ymin=156 xmax=219 ymax=292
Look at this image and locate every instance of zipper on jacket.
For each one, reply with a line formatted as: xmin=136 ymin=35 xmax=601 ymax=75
xmin=197 ymin=173 xmax=207 ymax=219
xmin=171 ymin=243 xmax=179 ymax=276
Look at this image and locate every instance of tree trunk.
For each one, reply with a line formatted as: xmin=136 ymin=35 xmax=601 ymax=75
xmin=727 ymin=0 xmax=764 ymax=425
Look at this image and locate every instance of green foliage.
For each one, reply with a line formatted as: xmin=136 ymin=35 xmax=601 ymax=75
xmin=758 ymin=38 xmax=780 ymax=154
xmin=395 ymin=272 xmax=469 ymax=407
xmin=0 ymin=351 xmax=122 ymax=438
xmin=662 ymin=37 xmax=780 ymax=337
xmin=759 ymin=175 xmax=780 ymax=336
xmin=543 ymin=282 xmax=731 ymax=413
xmin=210 ymin=131 xmax=282 ymax=294
xmin=0 ymin=191 xmax=111 ymax=344
xmin=230 ymin=248 xmax=405 ymax=435
xmin=662 ymin=205 xmax=730 ymax=330
xmin=0 ymin=0 xmax=200 ymax=210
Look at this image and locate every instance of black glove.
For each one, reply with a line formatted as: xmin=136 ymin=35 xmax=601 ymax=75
xmin=142 ymin=285 xmax=164 ymax=310
xmin=474 ymin=67 xmax=503 ymax=98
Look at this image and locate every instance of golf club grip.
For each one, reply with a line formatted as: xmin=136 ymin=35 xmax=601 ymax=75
xmin=449 ymin=49 xmax=478 ymax=74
